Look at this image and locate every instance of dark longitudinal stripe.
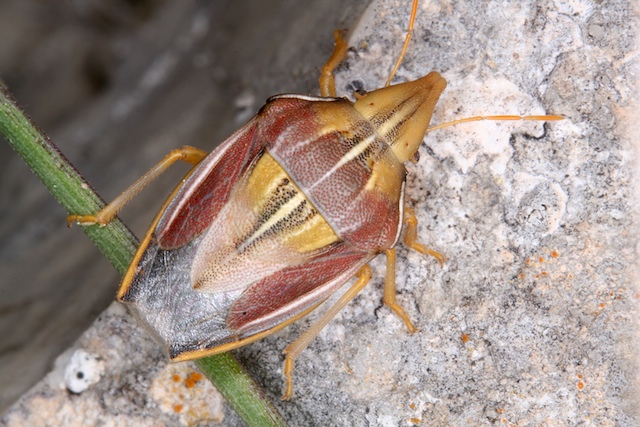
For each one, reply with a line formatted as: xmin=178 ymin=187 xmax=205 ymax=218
xmin=237 ymin=177 xmax=317 ymax=252
xmin=371 ymin=96 xmax=421 ymax=144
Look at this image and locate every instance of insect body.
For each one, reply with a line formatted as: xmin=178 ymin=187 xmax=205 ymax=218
xmin=68 ymin=1 xmax=560 ymax=400
xmin=117 ymin=70 xmax=446 ymax=399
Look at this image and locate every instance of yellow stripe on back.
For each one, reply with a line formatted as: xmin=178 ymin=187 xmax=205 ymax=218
xmin=244 ymin=153 xmax=339 ymax=253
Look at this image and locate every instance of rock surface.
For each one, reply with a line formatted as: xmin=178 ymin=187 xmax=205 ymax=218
xmin=1 ymin=0 xmax=638 ymax=426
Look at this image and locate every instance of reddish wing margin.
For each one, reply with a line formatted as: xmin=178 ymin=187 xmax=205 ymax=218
xmin=155 ymin=117 xmax=261 ymax=249
xmin=227 ymin=242 xmax=374 ymax=335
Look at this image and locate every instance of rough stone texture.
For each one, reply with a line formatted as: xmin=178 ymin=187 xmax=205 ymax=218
xmin=1 ymin=0 xmax=638 ymax=426
xmin=0 ymin=0 xmax=369 ymax=417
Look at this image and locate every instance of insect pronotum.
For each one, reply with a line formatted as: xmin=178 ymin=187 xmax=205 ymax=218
xmin=68 ymin=0 xmax=562 ymax=399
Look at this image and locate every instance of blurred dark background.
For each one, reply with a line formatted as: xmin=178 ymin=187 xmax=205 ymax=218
xmin=0 ymin=0 xmax=369 ymax=413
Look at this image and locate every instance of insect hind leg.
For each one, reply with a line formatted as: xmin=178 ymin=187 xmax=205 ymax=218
xmin=282 ymin=265 xmax=372 ymax=400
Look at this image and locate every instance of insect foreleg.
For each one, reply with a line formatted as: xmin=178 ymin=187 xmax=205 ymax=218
xmin=67 ymin=146 xmax=207 ymax=226
xmin=319 ymin=30 xmax=349 ymax=97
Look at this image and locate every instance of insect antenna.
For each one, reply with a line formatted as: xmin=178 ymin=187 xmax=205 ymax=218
xmin=426 ymin=114 xmax=564 ymax=134
xmin=385 ymin=0 xmax=419 ymax=87
xmin=384 ymin=0 xmax=563 ymax=127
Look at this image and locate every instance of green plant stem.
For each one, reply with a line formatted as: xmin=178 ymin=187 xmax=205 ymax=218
xmin=196 ymin=357 xmax=288 ymax=426
xmin=0 ymin=79 xmax=288 ymax=427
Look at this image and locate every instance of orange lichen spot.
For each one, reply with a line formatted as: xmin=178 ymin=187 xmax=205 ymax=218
xmin=185 ymin=372 xmax=204 ymax=388
xmin=519 ymin=272 xmax=525 ymax=279
xmin=551 ymin=250 xmax=559 ymax=258
xmin=577 ymin=381 xmax=585 ymax=390
xmin=539 ymin=257 xmax=544 ymax=263
xmin=410 ymin=403 xmax=416 ymax=410
xmin=409 ymin=418 xmax=421 ymax=424
xmin=461 ymin=333 xmax=469 ymax=343
xmin=577 ymin=374 xmax=583 ymax=379
xmin=525 ymin=259 xmax=531 ymax=264
xmin=173 ymin=404 xmax=184 ymax=413
xmin=535 ymin=274 xmax=540 ymax=279
xmin=568 ymin=274 xmax=573 ymax=279
xmin=172 ymin=374 xmax=181 ymax=382
xmin=599 ymin=303 xmax=605 ymax=308
xmin=541 ymin=271 xmax=547 ymax=276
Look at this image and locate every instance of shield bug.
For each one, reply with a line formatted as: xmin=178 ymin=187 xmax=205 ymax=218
xmin=68 ymin=0 xmax=561 ymax=399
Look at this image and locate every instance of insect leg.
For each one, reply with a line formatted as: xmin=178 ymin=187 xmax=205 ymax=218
xmin=281 ymin=265 xmax=372 ymax=400
xmin=403 ymin=207 xmax=445 ymax=265
xmin=67 ymin=146 xmax=207 ymax=226
xmin=320 ymin=0 xmax=421 ymax=96
xmin=383 ymin=248 xmax=418 ymax=333
xmin=384 ymin=206 xmax=446 ymax=332
xmin=319 ymin=30 xmax=348 ymax=97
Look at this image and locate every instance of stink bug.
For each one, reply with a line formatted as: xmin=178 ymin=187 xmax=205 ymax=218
xmin=67 ymin=0 xmax=561 ymax=400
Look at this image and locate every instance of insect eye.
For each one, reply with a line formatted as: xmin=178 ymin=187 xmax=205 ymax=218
xmin=353 ymin=89 xmax=368 ymax=100
xmin=412 ymin=151 xmax=420 ymax=164
xmin=346 ymin=78 xmax=366 ymax=96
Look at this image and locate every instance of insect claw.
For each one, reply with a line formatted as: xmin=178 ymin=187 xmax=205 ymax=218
xmin=66 ymin=215 xmax=84 ymax=227
xmin=391 ymin=302 xmax=419 ymax=334
xmin=427 ymin=248 xmax=446 ymax=267
xmin=66 ymin=214 xmax=101 ymax=227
